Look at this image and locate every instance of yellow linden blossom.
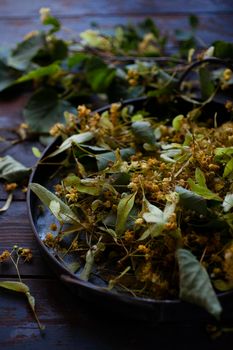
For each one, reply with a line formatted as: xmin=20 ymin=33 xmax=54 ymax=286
xmin=50 ymin=123 xmax=65 ymax=136
xmin=0 ymin=250 xmax=10 ymax=262
xmin=124 ymin=230 xmax=134 ymax=242
xmin=4 ymin=182 xmax=17 ymax=192
xmin=223 ymin=68 xmax=232 ymax=81
xmin=137 ymin=244 xmax=150 ymax=254
xmin=77 ymin=105 xmax=91 ymax=118
xmin=225 ymin=100 xmax=233 ymax=112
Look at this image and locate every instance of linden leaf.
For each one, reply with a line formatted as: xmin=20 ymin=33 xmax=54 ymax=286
xmin=0 ymin=193 xmax=13 ymax=213
xmin=0 ymin=281 xmax=29 ymax=293
xmin=141 ymin=197 xmax=176 ymax=239
xmin=175 ymin=186 xmax=207 ymax=215
xmin=176 ymin=248 xmax=222 ymax=320
xmin=115 ymin=192 xmax=136 ymax=236
xmin=222 ymin=193 xmax=233 ymax=212
xmin=30 ymin=183 xmax=80 ymax=223
xmin=131 ymin=121 xmax=156 ymax=145
xmin=48 ymin=132 xmax=94 ymax=157
xmin=0 ymin=155 xmax=31 ymax=182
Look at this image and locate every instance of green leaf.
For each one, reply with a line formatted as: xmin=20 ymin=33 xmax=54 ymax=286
xmin=79 ymin=249 xmax=95 ymax=281
xmin=0 ymin=155 xmax=31 ymax=182
xmin=87 ymin=67 xmax=116 ymax=92
xmin=140 ymin=195 xmax=177 ymax=240
xmin=215 ymin=147 xmax=233 ymax=161
xmin=79 ymin=242 xmax=105 ymax=281
xmin=30 ymin=183 xmax=80 ymax=223
xmin=67 ymin=53 xmax=88 ymax=68
xmin=189 ymin=15 xmax=199 ymax=29
xmin=115 ymin=192 xmax=136 ymax=236
xmin=0 ymin=281 xmax=29 ymax=293
xmin=214 ymin=41 xmax=233 ymax=59
xmin=48 ymin=131 xmax=94 ymax=157
xmin=96 ymin=148 xmax=135 ymax=171
xmin=23 ymin=88 xmax=71 ymax=133
xmin=223 ymin=158 xmax=233 ymax=178
xmin=188 ymin=179 xmax=222 ymax=201
xmin=176 ymin=248 xmax=222 ymax=320
xmin=42 ymin=15 xmax=61 ymax=33
xmin=0 ymin=60 xmax=19 ymax=92
xmin=199 ymin=67 xmax=215 ymax=100
xmin=8 ymin=33 xmax=45 ymax=70
xmin=175 ymin=186 xmax=207 ymax=215
xmin=131 ymin=121 xmax=156 ymax=145
xmin=0 ymin=280 xmax=44 ymax=330
xmin=17 ymin=63 xmax=60 ymax=82
xmin=139 ymin=223 xmax=164 ymax=241
xmin=32 ymin=147 xmax=42 ymax=158
xmin=172 ymin=114 xmax=184 ymax=131
xmin=195 ymin=168 xmax=206 ymax=187
xmin=222 ymin=193 xmax=233 ymax=212
xmin=64 ymin=174 xmax=102 ymax=196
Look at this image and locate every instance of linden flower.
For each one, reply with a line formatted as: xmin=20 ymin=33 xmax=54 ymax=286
xmin=19 ymin=248 xmax=33 ymax=262
xmin=225 ymin=100 xmax=233 ymax=112
xmin=50 ymin=123 xmax=65 ymax=136
xmin=77 ymin=105 xmax=91 ymax=118
xmin=223 ymin=68 xmax=232 ymax=81
xmin=0 ymin=250 xmax=10 ymax=262
xmin=4 ymin=182 xmax=17 ymax=192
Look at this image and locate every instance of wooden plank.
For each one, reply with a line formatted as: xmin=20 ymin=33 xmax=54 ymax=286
xmin=0 ymin=278 xmax=232 ymax=349
xmin=0 ymin=14 xmax=232 ymax=49
xmin=0 ymin=201 xmax=51 ymax=276
xmin=0 ymin=0 xmax=232 ymax=17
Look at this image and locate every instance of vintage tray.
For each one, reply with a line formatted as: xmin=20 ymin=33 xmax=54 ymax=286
xmin=27 ymin=96 xmax=233 ymax=322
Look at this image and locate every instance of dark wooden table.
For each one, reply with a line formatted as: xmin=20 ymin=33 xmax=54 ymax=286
xmin=0 ymin=1 xmax=233 ymax=348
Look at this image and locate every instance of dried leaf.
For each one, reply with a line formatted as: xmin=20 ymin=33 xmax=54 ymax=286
xmin=0 ymin=155 xmax=31 ymax=182
xmin=175 ymin=186 xmax=207 ymax=215
xmin=115 ymin=192 xmax=136 ymax=236
xmin=48 ymin=131 xmax=94 ymax=157
xmin=0 ymin=192 xmax=13 ymax=213
xmin=222 ymin=193 xmax=233 ymax=212
xmin=30 ymin=183 xmax=80 ymax=223
xmin=176 ymin=248 xmax=222 ymax=320
xmin=0 ymin=281 xmax=29 ymax=293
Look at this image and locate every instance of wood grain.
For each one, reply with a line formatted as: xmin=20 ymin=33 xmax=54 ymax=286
xmin=0 ymin=278 xmax=232 ymax=350
xmin=0 ymin=1 xmax=233 ymax=348
xmin=0 ymin=14 xmax=232 ymax=48
xmin=0 ymin=0 xmax=232 ymax=17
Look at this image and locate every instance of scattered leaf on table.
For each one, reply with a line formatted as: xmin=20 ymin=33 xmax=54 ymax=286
xmin=0 ymin=192 xmax=13 ymax=213
xmin=0 ymin=155 xmax=31 ymax=182
xmin=0 ymin=281 xmax=29 ymax=293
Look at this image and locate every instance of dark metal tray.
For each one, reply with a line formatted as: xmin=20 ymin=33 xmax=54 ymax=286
xmin=27 ymin=97 xmax=233 ymax=323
